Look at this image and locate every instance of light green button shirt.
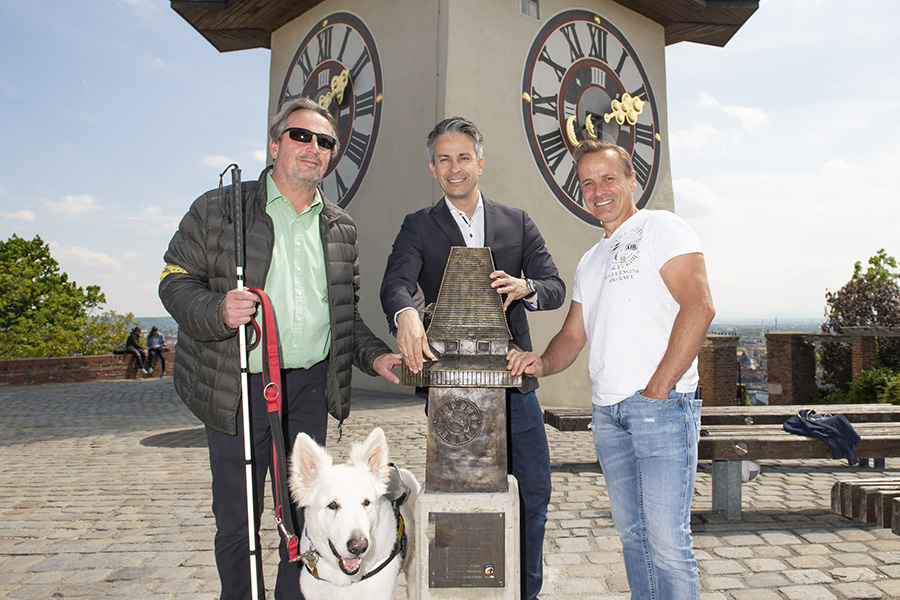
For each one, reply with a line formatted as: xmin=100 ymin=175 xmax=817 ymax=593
xmin=248 ymin=173 xmax=330 ymax=373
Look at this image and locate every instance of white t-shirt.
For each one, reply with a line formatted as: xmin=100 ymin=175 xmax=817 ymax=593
xmin=572 ymin=209 xmax=703 ymax=406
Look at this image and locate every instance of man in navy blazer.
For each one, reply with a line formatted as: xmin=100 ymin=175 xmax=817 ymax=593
xmin=380 ymin=117 xmax=564 ymax=599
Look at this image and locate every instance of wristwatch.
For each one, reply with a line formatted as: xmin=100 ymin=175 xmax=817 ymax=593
xmin=524 ymin=278 xmax=537 ymax=300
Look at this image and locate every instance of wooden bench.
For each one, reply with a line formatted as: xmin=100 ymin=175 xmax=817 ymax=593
xmin=544 ymin=404 xmax=900 ymax=520
xmin=545 ymin=404 xmax=900 ymax=430
xmin=831 ymin=478 xmax=900 ymax=531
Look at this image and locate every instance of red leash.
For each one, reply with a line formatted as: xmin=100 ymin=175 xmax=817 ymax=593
xmin=247 ymin=287 xmax=301 ymax=562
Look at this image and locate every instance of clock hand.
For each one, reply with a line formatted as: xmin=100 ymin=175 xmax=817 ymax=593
xmin=565 ymin=114 xmax=601 ymax=146
xmin=318 ymin=68 xmax=351 ymax=109
xmin=604 ymin=93 xmax=646 ymax=126
xmin=449 ymin=414 xmax=468 ymax=428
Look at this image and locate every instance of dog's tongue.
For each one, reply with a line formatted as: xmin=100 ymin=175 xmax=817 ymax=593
xmin=342 ymin=557 xmax=361 ymax=573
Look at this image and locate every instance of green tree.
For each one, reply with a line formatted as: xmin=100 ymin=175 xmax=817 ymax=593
xmin=0 ymin=234 xmax=133 ymax=358
xmin=820 ymin=249 xmax=900 ymax=392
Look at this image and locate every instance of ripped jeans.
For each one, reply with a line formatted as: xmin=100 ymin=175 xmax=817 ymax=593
xmin=592 ymin=390 xmax=701 ymax=600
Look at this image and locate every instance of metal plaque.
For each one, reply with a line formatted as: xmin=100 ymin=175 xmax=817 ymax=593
xmin=428 ymin=512 xmax=505 ymax=588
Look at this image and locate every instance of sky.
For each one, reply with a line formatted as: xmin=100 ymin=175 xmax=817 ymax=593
xmin=1 ymin=0 xmax=898 ymax=322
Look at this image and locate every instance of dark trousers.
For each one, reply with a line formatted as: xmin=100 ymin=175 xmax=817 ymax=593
xmin=126 ymin=348 xmax=147 ymax=370
xmin=148 ymin=347 xmax=165 ymax=371
xmin=508 ymin=390 xmax=552 ymax=600
xmin=205 ymin=361 xmax=328 ymax=600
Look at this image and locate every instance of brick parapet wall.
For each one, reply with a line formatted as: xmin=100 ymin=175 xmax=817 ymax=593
xmin=765 ymin=332 xmax=816 ymax=405
xmin=851 ymin=335 xmax=878 ymax=379
xmin=0 ymin=349 xmax=174 ymax=386
xmin=698 ymin=334 xmax=739 ymax=406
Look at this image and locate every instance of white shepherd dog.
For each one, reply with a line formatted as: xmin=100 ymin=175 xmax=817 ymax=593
xmin=289 ymin=427 xmax=420 ymax=600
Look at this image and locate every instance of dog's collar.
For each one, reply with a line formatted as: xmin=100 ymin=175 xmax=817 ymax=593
xmin=299 ymin=544 xmax=322 ymax=580
xmin=300 ymin=514 xmax=408 ymax=584
xmin=360 ymin=512 xmax=407 ymax=581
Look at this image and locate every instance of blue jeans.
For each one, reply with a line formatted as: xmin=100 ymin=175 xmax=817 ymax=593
xmin=509 ymin=390 xmax=552 ymax=600
xmin=592 ymin=390 xmax=701 ymax=600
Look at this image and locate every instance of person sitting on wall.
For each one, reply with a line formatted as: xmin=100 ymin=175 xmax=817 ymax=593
xmin=125 ymin=326 xmax=150 ymax=375
xmin=146 ymin=326 xmax=168 ymax=378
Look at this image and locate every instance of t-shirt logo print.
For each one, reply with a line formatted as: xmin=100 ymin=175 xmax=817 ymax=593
xmin=611 ymin=228 xmax=642 ymax=266
xmin=607 ymin=227 xmax=643 ymax=284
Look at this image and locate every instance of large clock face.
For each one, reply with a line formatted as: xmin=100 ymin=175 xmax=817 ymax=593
xmin=522 ymin=10 xmax=661 ymax=227
xmin=277 ymin=12 xmax=383 ymax=208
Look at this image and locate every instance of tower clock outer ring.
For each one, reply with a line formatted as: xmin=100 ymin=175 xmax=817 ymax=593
xmin=522 ymin=9 xmax=661 ymax=227
xmin=277 ymin=12 xmax=383 ymax=209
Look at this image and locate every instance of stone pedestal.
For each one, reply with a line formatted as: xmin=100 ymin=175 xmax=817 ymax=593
xmin=410 ymin=476 xmax=520 ymax=600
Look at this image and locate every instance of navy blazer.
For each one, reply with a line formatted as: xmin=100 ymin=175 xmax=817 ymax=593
xmin=380 ymin=196 xmax=565 ymax=393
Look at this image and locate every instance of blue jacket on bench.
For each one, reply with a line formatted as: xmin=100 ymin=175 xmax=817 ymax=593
xmin=783 ymin=409 xmax=861 ymax=467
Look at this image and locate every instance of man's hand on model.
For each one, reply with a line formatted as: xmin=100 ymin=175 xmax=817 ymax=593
xmin=396 ymin=309 xmax=435 ymax=374
xmin=373 ymin=353 xmax=403 ymax=384
xmin=506 ymin=349 xmax=545 ymax=378
xmin=490 ymin=270 xmax=531 ymax=310
xmin=222 ymin=289 xmax=258 ymax=329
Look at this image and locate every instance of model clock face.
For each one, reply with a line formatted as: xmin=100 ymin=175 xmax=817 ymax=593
xmin=434 ymin=398 xmax=483 ymax=446
xmin=522 ymin=9 xmax=661 ymax=227
xmin=277 ymin=12 xmax=383 ymax=208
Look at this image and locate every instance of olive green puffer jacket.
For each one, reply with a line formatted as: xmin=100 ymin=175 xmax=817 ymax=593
xmin=159 ymin=167 xmax=391 ymax=435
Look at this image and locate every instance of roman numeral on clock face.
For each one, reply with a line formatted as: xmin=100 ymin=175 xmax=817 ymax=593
xmin=530 ymin=89 xmax=558 ymax=117
xmin=316 ymin=27 xmax=332 ymax=63
xmin=537 ymin=130 xmax=568 ymax=175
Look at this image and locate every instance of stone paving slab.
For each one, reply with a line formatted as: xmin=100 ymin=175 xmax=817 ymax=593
xmin=2 ymin=379 xmax=899 ymax=599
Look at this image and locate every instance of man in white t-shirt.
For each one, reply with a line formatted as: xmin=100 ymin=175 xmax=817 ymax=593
xmin=507 ymin=139 xmax=715 ymax=600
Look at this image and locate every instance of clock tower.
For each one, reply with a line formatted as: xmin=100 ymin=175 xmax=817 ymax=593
xmin=172 ymin=0 xmax=757 ymax=408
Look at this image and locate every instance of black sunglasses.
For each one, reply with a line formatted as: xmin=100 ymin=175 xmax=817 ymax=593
xmin=283 ymin=127 xmax=337 ymax=151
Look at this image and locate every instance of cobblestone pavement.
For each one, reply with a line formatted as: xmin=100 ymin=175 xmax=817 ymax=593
xmin=2 ymin=379 xmax=900 ymax=599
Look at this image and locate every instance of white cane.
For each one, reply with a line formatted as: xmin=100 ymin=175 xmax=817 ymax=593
xmin=227 ymin=163 xmax=260 ymax=600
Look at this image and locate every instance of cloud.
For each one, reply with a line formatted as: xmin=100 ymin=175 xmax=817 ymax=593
xmin=43 ymin=194 xmax=102 ymax=220
xmin=722 ymin=105 xmax=769 ymax=131
xmin=49 ymin=243 xmax=124 ymax=272
xmin=669 ymin=122 xmax=740 ymax=152
xmin=120 ymin=250 xmax=143 ymax=262
xmin=140 ymin=206 xmax=164 ymax=219
xmin=690 ymin=92 xmax=769 ymax=130
xmin=672 ymin=179 xmax=719 ymax=220
xmin=0 ymin=209 xmax=36 ymax=223
xmin=254 ymin=149 xmax=268 ymax=163
xmin=200 ymin=155 xmax=238 ymax=170
xmin=117 ymin=0 xmax=156 ymax=11
xmin=697 ymin=92 xmax=720 ymax=109
xmin=149 ymin=57 xmax=175 ymax=71
xmin=674 ymin=143 xmax=900 ymax=320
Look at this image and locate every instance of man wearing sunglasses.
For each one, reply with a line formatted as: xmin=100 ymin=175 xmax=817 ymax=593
xmin=380 ymin=116 xmax=565 ymax=600
xmin=160 ymin=96 xmax=401 ymax=600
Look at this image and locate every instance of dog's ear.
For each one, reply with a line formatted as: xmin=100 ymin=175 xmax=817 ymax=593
xmin=350 ymin=427 xmax=390 ymax=484
xmin=289 ymin=432 xmax=333 ymax=506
